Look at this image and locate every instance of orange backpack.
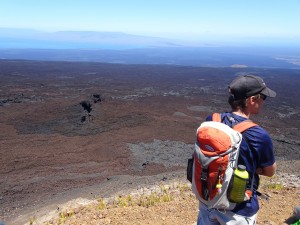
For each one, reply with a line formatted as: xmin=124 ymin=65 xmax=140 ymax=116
xmin=190 ymin=113 xmax=257 ymax=210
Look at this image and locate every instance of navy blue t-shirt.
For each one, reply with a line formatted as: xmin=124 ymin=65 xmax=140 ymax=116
xmin=206 ymin=112 xmax=275 ymax=217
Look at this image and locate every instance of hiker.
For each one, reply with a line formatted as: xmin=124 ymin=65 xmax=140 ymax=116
xmin=196 ymin=75 xmax=277 ymax=225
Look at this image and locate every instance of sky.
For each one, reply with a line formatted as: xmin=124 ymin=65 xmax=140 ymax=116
xmin=1 ymin=0 xmax=300 ymax=42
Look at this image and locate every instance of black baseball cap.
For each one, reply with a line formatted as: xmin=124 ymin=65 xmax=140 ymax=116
xmin=229 ymin=75 xmax=276 ymax=100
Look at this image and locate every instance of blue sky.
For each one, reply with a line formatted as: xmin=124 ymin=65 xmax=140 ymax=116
xmin=1 ymin=0 xmax=300 ymax=42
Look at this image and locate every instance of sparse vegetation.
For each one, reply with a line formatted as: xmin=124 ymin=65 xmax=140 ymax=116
xmin=115 ymin=195 xmax=133 ymax=207
xmin=29 ymin=217 xmax=36 ymax=225
xmin=97 ymin=197 xmax=106 ymax=210
xmin=260 ymin=174 xmax=284 ymax=190
xmin=31 ymin=179 xmax=299 ymax=225
xmin=38 ymin=182 xmax=190 ymax=224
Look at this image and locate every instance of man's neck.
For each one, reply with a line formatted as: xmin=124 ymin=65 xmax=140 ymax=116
xmin=232 ymin=110 xmax=250 ymax=119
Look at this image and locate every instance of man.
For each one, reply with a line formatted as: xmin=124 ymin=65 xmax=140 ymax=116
xmin=197 ymin=75 xmax=277 ymax=225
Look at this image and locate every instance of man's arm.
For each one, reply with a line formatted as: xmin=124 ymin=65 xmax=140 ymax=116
xmin=256 ymin=162 xmax=276 ymax=177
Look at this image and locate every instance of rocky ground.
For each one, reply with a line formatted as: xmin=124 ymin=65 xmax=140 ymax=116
xmin=0 ymin=60 xmax=299 ymax=225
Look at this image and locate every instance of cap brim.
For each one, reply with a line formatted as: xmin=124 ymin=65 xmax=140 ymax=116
xmin=261 ymin=87 xmax=276 ymax=98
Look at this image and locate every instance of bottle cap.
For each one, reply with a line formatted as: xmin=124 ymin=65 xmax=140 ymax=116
xmin=238 ymin=165 xmax=246 ymax=171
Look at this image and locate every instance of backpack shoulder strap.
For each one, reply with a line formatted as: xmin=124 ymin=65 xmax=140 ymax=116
xmin=233 ymin=120 xmax=258 ymax=199
xmin=212 ymin=113 xmax=258 ymax=132
xmin=212 ymin=113 xmax=221 ymax=122
xmin=233 ymin=120 xmax=258 ymax=133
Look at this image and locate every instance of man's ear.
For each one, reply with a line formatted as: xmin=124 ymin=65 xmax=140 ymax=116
xmin=246 ymin=96 xmax=256 ymax=106
xmin=248 ymin=96 xmax=257 ymax=103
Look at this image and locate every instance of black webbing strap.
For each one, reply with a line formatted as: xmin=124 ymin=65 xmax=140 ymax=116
xmin=201 ymin=168 xmax=209 ymax=200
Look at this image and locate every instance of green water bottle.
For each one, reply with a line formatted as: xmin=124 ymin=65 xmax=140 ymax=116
xmin=229 ymin=165 xmax=249 ymax=203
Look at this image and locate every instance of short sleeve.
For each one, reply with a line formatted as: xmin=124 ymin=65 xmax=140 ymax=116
xmin=245 ymin=126 xmax=275 ymax=168
xmin=257 ymin=130 xmax=275 ymax=168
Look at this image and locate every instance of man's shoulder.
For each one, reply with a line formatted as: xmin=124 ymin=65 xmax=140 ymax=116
xmin=205 ymin=113 xmax=271 ymax=136
xmin=244 ymin=123 xmax=268 ymax=134
xmin=243 ymin=124 xmax=272 ymax=144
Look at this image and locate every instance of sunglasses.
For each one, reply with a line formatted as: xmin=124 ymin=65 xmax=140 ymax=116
xmin=260 ymin=94 xmax=267 ymax=101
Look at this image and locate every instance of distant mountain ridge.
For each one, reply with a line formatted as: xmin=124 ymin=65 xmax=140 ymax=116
xmin=1 ymin=28 xmax=300 ymax=69
xmin=0 ymin=28 xmax=187 ymax=49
